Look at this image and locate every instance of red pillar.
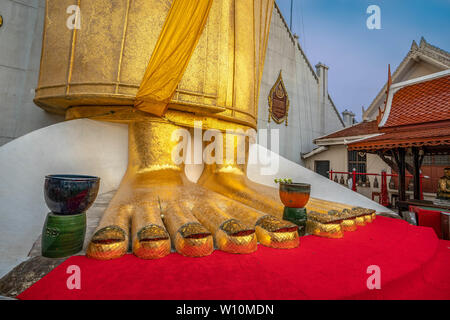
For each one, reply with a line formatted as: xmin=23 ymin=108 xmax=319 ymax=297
xmin=397 ymin=148 xmax=407 ymax=217
xmin=352 ymin=168 xmax=357 ymax=192
xmin=329 ymin=169 xmax=333 ymax=180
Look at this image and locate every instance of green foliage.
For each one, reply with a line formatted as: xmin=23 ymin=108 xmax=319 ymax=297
xmin=274 ymin=178 xmax=293 ymax=184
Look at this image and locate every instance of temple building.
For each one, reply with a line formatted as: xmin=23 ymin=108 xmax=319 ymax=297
xmin=303 ymin=38 xmax=450 ymax=205
xmin=348 ymin=70 xmax=450 ymax=212
xmin=0 ymin=1 xmax=343 ymax=164
xmin=3 ymin=1 xmax=449 ymax=301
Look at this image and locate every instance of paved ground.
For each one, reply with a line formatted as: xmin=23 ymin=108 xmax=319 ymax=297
xmin=0 ymin=256 xmax=66 ymax=298
xmin=0 ymin=191 xmax=115 ymax=298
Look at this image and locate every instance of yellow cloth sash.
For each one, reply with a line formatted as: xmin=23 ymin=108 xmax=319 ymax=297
xmin=134 ymin=0 xmax=214 ymax=116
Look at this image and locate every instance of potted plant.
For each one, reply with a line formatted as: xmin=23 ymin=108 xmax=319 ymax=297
xmin=275 ymin=178 xmax=311 ymax=208
xmin=275 ymin=178 xmax=311 ymax=236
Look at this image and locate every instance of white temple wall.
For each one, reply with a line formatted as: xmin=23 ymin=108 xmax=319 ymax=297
xmin=325 ymin=97 xmax=344 ymax=133
xmin=0 ymin=0 xmax=64 ymax=146
xmin=257 ymin=7 xmax=344 ymax=164
xmin=304 ymin=145 xmax=349 ymax=174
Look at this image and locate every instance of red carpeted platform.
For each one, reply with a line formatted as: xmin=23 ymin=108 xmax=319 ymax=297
xmin=18 ymin=217 xmax=450 ymax=300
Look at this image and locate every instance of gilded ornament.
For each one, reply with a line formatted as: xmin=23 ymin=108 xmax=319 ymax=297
xmin=437 ymin=167 xmax=450 ymax=200
xmin=268 ymin=71 xmax=290 ymax=126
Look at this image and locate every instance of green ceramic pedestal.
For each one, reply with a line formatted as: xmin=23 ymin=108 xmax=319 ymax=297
xmin=42 ymin=212 xmax=86 ymax=258
xmin=283 ymin=207 xmax=307 ymax=236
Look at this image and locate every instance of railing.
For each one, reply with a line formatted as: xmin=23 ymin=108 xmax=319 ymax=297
xmin=328 ymin=169 xmax=429 ymax=207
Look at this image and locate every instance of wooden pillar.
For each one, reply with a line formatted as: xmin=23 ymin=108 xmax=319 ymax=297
xmin=398 ymin=148 xmax=406 ymax=201
xmin=381 ymin=170 xmax=389 ymax=207
xmin=412 ymin=147 xmax=421 ymax=200
xmin=398 ymin=148 xmax=406 ymax=216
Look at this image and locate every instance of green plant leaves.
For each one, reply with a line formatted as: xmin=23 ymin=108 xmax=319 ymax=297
xmin=274 ymin=178 xmax=293 ymax=184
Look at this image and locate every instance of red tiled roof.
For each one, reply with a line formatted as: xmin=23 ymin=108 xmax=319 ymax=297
xmin=383 ymin=75 xmax=450 ymax=127
xmin=348 ymin=122 xmax=450 ymax=151
xmin=318 ymin=73 xmax=450 ymax=151
xmin=349 ymin=73 xmax=450 ymax=152
xmin=316 ymin=120 xmax=378 ymax=140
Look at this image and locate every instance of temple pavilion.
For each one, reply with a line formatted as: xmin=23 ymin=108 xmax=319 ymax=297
xmin=348 ymin=69 xmax=450 ymax=215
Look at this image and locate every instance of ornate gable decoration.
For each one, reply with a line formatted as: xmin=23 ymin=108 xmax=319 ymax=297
xmin=268 ymin=71 xmax=289 ymax=126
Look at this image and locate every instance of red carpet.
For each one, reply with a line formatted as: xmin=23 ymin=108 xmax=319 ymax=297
xmin=18 ymin=217 xmax=450 ymax=300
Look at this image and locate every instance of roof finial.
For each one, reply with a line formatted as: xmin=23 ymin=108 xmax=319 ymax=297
xmin=378 ymin=64 xmax=392 ymax=125
xmin=387 ymin=64 xmax=392 ymax=88
xmin=411 ymin=40 xmax=418 ymax=51
xmin=420 ymin=36 xmax=427 ymax=48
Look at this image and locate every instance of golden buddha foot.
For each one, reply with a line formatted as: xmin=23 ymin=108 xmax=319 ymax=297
xmin=176 ymin=185 xmax=299 ymax=252
xmin=87 ymin=120 xmax=199 ymax=260
xmin=87 ymin=120 xmax=298 ymax=260
xmin=306 ymin=220 xmax=344 ymax=239
xmin=197 ymin=132 xmax=285 ymax=218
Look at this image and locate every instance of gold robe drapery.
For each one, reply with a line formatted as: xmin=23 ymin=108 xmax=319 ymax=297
xmin=134 ymin=0 xmax=214 ymax=116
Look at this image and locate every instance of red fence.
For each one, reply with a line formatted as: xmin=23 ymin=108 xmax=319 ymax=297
xmin=328 ymin=169 xmax=429 ymax=207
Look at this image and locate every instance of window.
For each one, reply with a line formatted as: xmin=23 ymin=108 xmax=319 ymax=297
xmin=434 ymin=155 xmax=450 ymax=166
xmin=422 ymin=155 xmax=432 ymax=166
xmin=348 ymin=151 xmax=367 ymax=183
xmin=315 ymin=161 xmax=330 ymax=178
xmin=408 ymin=155 xmax=450 ymax=166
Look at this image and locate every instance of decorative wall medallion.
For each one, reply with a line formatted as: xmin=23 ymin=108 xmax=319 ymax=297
xmin=0 ymin=15 xmax=3 ymax=28
xmin=268 ymin=71 xmax=289 ymax=126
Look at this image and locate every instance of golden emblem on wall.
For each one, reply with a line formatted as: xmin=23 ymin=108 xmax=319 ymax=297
xmin=268 ymin=71 xmax=289 ymax=126
xmin=0 ymin=15 xmax=3 ymax=28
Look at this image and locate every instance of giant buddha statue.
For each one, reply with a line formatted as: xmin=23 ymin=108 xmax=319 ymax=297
xmin=35 ymin=1 xmax=376 ymax=260
xmin=35 ymin=0 xmax=303 ymax=260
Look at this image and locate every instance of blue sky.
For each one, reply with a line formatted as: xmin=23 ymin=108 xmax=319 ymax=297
xmin=276 ymin=0 xmax=450 ymax=121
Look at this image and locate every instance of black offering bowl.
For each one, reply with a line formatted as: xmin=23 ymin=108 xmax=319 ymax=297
xmin=44 ymin=175 xmax=100 ymax=215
